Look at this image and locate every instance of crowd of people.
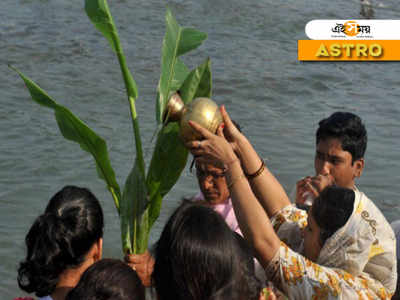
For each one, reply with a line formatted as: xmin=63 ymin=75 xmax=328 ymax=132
xmin=15 ymin=109 xmax=399 ymax=300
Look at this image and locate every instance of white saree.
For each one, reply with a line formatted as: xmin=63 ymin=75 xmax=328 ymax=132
xmin=266 ymin=189 xmax=397 ymax=300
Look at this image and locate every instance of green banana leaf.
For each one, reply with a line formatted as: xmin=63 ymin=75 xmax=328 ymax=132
xmin=179 ymin=58 xmax=212 ymax=104
xmin=156 ymin=8 xmax=207 ymax=124
xmin=13 ymin=2 xmax=212 ymax=256
xmin=85 ymin=0 xmax=148 ymax=254
xmin=85 ymin=0 xmax=144 ymax=177
xmin=171 ymin=58 xmax=190 ymax=91
xmin=85 ymin=0 xmax=138 ymax=101
xmin=120 ymin=159 xmax=149 ymax=254
xmin=146 ymin=58 xmax=212 ymax=227
xmin=121 ymin=10 xmax=210 ymax=253
xmin=154 ymin=58 xmax=190 ymax=128
xmin=10 ymin=66 xmax=122 ymax=211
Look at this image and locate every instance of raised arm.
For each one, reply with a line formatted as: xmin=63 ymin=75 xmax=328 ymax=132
xmin=187 ymin=118 xmax=281 ymax=266
xmin=233 ymin=133 xmax=291 ymax=217
xmin=213 ymin=106 xmax=290 ymax=217
xmin=224 ymin=151 xmax=281 ymax=266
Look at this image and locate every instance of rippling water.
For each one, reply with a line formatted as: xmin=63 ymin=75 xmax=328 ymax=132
xmin=1 ymin=0 xmax=400 ymax=297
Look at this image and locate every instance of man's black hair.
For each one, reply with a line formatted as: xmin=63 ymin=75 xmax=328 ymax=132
xmin=316 ymin=112 xmax=367 ymax=163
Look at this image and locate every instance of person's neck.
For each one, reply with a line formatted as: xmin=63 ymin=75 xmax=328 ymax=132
xmin=51 ymin=259 xmax=93 ymax=300
xmin=348 ymin=182 xmax=357 ymax=191
xmin=342 ymin=179 xmax=356 ymax=191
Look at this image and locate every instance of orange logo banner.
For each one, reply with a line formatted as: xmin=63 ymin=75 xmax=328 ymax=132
xmin=298 ymin=40 xmax=400 ymax=61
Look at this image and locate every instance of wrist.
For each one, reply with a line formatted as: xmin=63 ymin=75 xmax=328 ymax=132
xmin=234 ymin=134 xmax=250 ymax=159
xmin=223 ymin=150 xmax=238 ymax=166
xmin=245 ymin=159 xmax=265 ymax=180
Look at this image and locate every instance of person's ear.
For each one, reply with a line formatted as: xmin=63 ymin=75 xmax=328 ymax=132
xmin=354 ymin=158 xmax=365 ymax=178
xmin=91 ymin=238 xmax=103 ymax=262
xmin=96 ymin=238 xmax=103 ymax=261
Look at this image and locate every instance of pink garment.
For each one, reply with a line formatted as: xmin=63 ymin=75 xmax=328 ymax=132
xmin=192 ymin=192 xmax=242 ymax=235
xmin=192 ymin=192 xmax=266 ymax=282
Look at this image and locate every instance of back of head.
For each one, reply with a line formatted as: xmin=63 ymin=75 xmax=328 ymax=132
xmin=153 ymin=201 xmax=261 ymax=300
xmin=18 ymin=186 xmax=104 ymax=297
xmin=316 ymin=112 xmax=367 ymax=162
xmin=66 ymin=259 xmax=145 ymax=300
xmin=312 ymin=186 xmax=355 ymax=245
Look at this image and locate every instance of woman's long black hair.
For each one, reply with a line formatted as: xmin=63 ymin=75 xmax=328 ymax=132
xmin=153 ymin=201 xmax=261 ymax=300
xmin=17 ymin=185 xmax=104 ymax=297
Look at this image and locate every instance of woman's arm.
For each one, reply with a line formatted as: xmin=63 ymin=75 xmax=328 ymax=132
xmin=234 ymin=133 xmax=291 ymax=217
xmin=187 ymin=120 xmax=280 ymax=266
xmin=221 ymin=106 xmax=290 ymax=216
xmin=226 ymin=155 xmax=281 ymax=266
xmin=190 ymin=106 xmax=290 ymax=217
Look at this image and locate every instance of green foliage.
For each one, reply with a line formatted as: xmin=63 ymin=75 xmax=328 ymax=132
xmin=85 ymin=0 xmax=117 ymax=52
xmin=180 ymin=58 xmax=212 ymax=104
xmin=156 ymin=8 xmax=207 ymax=124
xmin=10 ymin=66 xmax=122 ymax=212
xmin=85 ymin=0 xmax=138 ymax=100
xmin=12 ymin=1 xmax=211 ymax=254
xmin=120 ymin=160 xmax=149 ymax=254
xmin=146 ymin=58 xmax=212 ymax=228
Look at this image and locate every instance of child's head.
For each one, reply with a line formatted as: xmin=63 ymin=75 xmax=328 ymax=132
xmin=66 ymin=259 xmax=145 ymax=300
xmin=303 ymin=186 xmax=355 ymax=261
xmin=153 ymin=201 xmax=261 ymax=300
xmin=315 ymin=112 xmax=367 ymax=188
xmin=18 ymin=186 xmax=104 ymax=297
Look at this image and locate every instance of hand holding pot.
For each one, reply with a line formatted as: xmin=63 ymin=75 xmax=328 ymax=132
xmin=185 ymin=113 xmax=238 ymax=169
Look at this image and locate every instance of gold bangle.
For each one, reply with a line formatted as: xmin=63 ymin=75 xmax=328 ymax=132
xmin=227 ymin=172 xmax=245 ymax=189
xmin=245 ymin=159 xmax=265 ymax=180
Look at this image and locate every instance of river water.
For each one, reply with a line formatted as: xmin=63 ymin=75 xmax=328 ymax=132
xmin=1 ymin=0 xmax=400 ymax=297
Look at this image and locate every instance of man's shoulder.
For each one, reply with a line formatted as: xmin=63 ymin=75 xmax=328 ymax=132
xmin=355 ymin=189 xmax=395 ymax=237
xmin=356 ymin=189 xmax=384 ymax=215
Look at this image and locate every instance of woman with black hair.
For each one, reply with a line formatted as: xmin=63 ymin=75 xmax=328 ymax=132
xmin=17 ymin=185 xmax=104 ymax=300
xmin=65 ymin=259 xmax=145 ymax=300
xmin=153 ymin=201 xmax=264 ymax=300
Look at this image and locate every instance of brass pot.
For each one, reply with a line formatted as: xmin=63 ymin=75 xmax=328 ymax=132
xmin=163 ymin=93 xmax=223 ymax=142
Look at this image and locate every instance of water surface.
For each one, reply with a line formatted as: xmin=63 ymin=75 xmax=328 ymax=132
xmin=1 ymin=0 xmax=400 ymax=297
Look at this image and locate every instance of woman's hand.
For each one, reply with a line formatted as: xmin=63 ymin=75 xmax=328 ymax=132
xmin=220 ymin=105 xmax=245 ymax=154
xmin=125 ymin=250 xmax=155 ymax=287
xmin=186 ymin=119 xmax=238 ymax=168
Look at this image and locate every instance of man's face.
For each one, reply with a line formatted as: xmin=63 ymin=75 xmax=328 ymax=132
xmin=196 ymin=162 xmax=230 ymax=205
xmin=314 ymin=138 xmax=364 ymax=189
